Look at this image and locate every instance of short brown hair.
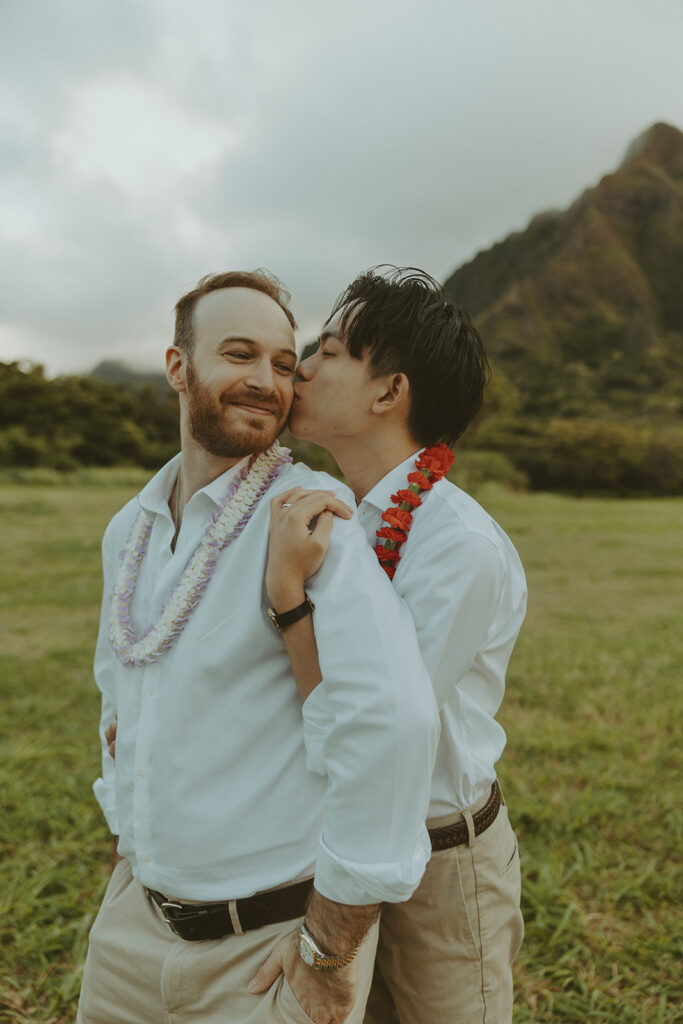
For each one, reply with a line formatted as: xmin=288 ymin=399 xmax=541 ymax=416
xmin=174 ymin=270 xmax=297 ymax=355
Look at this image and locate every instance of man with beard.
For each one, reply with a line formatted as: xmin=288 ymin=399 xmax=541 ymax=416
xmin=256 ymin=268 xmax=527 ymax=1024
xmin=78 ymin=271 xmax=439 ymax=1024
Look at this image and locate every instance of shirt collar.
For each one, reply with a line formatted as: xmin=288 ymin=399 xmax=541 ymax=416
xmin=360 ymin=449 xmax=425 ymax=514
xmin=137 ymin=452 xmax=251 ymax=518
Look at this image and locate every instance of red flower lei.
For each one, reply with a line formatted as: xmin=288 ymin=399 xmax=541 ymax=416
xmin=374 ymin=443 xmax=455 ymax=579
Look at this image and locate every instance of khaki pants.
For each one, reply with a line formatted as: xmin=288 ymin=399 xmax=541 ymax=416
xmin=364 ymin=792 xmax=524 ymax=1024
xmin=77 ymin=859 xmax=378 ymax=1024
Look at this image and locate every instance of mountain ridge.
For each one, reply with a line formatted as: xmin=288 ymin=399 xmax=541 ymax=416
xmin=443 ymin=121 xmax=683 ymax=422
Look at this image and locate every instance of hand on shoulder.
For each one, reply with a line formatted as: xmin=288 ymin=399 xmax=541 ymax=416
xmin=266 ymin=488 xmax=353 ymax=608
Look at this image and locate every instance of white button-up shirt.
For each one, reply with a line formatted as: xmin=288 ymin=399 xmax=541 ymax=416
xmin=304 ymin=452 xmax=527 ymax=815
xmin=93 ymin=454 xmax=438 ymax=904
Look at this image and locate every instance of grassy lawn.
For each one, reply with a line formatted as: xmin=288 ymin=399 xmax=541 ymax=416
xmin=0 ymin=477 xmax=681 ymax=1022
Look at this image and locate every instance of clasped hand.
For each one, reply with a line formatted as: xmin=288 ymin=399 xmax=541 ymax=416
xmin=267 ymin=488 xmax=353 ymax=606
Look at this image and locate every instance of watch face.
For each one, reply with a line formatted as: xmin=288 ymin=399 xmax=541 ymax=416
xmin=299 ymin=934 xmax=316 ymax=967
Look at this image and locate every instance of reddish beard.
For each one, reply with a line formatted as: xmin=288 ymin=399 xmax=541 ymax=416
xmin=185 ymin=359 xmax=288 ymax=458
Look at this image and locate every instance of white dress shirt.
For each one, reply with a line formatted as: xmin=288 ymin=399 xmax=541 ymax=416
xmin=92 ymin=453 xmax=438 ymax=905
xmin=303 ymin=451 xmax=527 ymax=816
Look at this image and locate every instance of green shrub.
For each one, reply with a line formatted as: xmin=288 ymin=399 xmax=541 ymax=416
xmin=0 ymin=425 xmax=47 ymax=466
xmin=449 ymin=449 xmax=528 ymax=491
xmin=470 ymin=417 xmax=683 ymax=495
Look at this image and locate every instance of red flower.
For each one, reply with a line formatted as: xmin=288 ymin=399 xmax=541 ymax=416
xmin=382 ymin=509 xmax=413 ymax=530
xmin=374 ymin=445 xmax=453 ymax=578
xmin=376 ymin=526 xmax=407 ymax=544
xmin=392 ymin=489 xmax=422 ymax=508
xmin=416 ymin=443 xmax=454 ymax=479
xmin=376 ymin=545 xmax=401 ymax=564
xmin=407 ymin=471 xmax=433 ymax=490
xmin=375 ymin=541 xmax=400 ymax=577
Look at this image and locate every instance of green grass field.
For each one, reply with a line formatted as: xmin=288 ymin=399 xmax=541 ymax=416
xmin=1 ymin=477 xmax=681 ymax=1023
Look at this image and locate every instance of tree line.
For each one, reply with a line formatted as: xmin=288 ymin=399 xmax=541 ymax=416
xmin=2 ymin=360 xmax=682 ymax=494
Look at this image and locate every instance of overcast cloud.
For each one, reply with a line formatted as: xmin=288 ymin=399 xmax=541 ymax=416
xmin=1 ymin=0 xmax=681 ymax=374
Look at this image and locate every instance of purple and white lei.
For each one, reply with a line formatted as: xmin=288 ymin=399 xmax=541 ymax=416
xmin=109 ymin=442 xmax=292 ymax=667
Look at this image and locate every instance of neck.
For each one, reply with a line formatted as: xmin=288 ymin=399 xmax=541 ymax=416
xmin=329 ymin=429 xmax=421 ymax=504
xmin=175 ymin=421 xmax=249 ymax=510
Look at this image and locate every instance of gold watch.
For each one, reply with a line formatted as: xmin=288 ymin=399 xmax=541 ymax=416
xmin=298 ymin=923 xmax=359 ymax=970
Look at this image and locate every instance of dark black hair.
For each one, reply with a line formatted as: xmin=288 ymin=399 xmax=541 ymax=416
xmin=328 ymin=266 xmax=490 ymax=447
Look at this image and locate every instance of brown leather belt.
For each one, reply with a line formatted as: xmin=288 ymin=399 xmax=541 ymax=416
xmin=145 ymin=877 xmax=313 ymax=941
xmin=428 ymin=781 xmax=502 ymax=851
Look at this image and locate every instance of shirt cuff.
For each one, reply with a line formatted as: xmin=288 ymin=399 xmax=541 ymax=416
xmin=301 ymin=686 xmax=334 ymax=776
xmin=313 ymin=830 xmax=432 ymax=906
xmin=93 ymin=778 xmax=119 ymax=835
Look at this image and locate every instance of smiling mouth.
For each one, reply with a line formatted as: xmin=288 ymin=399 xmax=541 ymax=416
xmin=232 ymin=403 xmax=277 ymax=417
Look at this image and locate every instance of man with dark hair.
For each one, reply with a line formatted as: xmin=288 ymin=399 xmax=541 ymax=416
xmin=324 ymin=268 xmax=489 ymax=446
xmin=78 ymin=271 xmax=439 ymax=1024
xmin=260 ymin=267 xmax=526 ymax=1024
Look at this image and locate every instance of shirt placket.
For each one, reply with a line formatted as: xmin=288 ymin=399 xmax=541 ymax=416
xmin=130 ymin=514 xmax=177 ymax=877
xmin=132 ymin=659 xmax=161 ymax=875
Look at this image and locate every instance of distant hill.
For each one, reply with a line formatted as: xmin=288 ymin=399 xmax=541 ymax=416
xmin=90 ymin=360 xmax=170 ymax=393
xmin=443 ymin=122 xmax=683 ymax=421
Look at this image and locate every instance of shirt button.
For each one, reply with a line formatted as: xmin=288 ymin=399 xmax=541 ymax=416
xmin=147 ymin=687 xmax=155 ymax=696
xmin=140 ymin=854 xmax=150 ymax=863
xmin=137 ymin=769 xmax=145 ymax=779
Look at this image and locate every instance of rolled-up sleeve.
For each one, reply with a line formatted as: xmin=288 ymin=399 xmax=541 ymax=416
xmin=91 ymin=527 xmax=119 ymax=835
xmin=305 ymin=514 xmax=440 ymax=905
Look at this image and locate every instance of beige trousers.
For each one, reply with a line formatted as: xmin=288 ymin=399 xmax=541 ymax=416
xmin=77 ymin=859 xmax=378 ymax=1024
xmin=364 ymin=791 xmax=524 ymax=1024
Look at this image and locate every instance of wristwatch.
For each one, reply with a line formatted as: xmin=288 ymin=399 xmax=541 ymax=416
xmin=267 ymin=594 xmax=314 ymax=632
xmin=298 ymin=923 xmax=360 ymax=970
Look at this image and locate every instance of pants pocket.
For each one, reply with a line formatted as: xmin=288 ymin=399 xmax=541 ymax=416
xmin=503 ymin=835 xmax=519 ymax=874
xmin=277 ymin=977 xmax=317 ymax=1024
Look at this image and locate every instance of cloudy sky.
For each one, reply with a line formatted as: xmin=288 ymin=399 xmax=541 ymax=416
xmin=1 ymin=0 xmax=681 ymax=375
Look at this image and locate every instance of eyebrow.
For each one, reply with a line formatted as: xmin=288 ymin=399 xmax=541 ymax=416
xmin=218 ymin=336 xmax=297 ymax=359
xmin=319 ymin=327 xmax=342 ymax=343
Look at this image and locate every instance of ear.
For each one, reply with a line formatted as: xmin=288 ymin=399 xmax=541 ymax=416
xmin=371 ymin=372 xmax=410 ymax=418
xmin=166 ymin=346 xmax=187 ymax=394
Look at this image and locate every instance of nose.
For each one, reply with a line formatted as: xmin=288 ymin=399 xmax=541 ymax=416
xmin=245 ymin=357 xmax=276 ymax=393
xmin=296 ymin=355 xmax=314 ymax=382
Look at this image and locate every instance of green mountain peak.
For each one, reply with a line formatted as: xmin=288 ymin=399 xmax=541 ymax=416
xmin=443 ymin=122 xmax=683 ymax=422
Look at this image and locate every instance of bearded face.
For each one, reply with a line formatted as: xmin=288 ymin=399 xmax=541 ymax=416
xmin=184 ymin=356 xmax=290 ymax=458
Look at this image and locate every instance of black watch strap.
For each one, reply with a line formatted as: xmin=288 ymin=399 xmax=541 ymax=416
xmin=267 ymin=594 xmax=314 ymax=632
